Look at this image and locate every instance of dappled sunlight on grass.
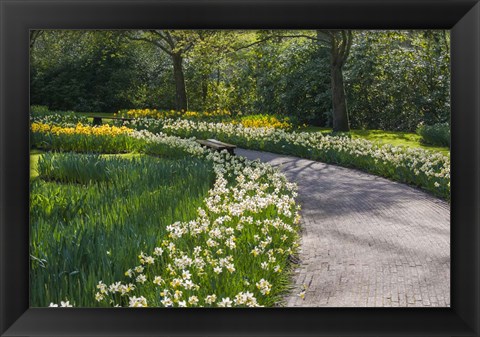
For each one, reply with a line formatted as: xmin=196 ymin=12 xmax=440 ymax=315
xmin=30 ymin=153 xmax=42 ymax=178
xmin=298 ymin=126 xmax=449 ymax=155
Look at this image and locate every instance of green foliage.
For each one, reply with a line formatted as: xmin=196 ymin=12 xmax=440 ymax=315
xmin=30 ymin=152 xmax=215 ymax=307
xmin=30 ymin=31 xmax=174 ymax=112
xmin=345 ymin=31 xmax=450 ymax=131
xmin=30 ymin=29 xmax=450 ymax=132
xmin=209 ymin=35 xmax=331 ymax=125
xmin=30 ymin=105 xmax=51 ymax=114
xmin=38 ymin=152 xmax=114 ymax=184
xmin=252 ymin=37 xmax=331 ymax=125
xmin=417 ymin=123 xmax=450 ymax=147
xmin=142 ymin=141 xmax=192 ymax=159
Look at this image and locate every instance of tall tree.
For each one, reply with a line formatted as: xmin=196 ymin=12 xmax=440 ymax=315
xmin=29 ymin=30 xmax=44 ymax=50
xmin=237 ymin=30 xmax=353 ymax=131
xmin=128 ymin=30 xmax=206 ymax=111
xmin=317 ymin=30 xmax=353 ymax=132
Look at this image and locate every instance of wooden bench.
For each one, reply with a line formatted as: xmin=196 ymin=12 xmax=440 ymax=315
xmin=196 ymin=139 xmax=237 ymax=155
xmin=92 ymin=116 xmax=135 ymax=126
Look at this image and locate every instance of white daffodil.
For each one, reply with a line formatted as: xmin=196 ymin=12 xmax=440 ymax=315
xmin=217 ymin=297 xmax=233 ymax=307
xmin=136 ymin=274 xmax=147 ymax=284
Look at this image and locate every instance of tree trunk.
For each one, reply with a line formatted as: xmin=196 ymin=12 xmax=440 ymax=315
xmin=201 ymin=74 xmax=208 ymax=107
xmin=331 ymin=60 xmax=349 ymax=132
xmin=172 ymin=53 xmax=188 ymax=111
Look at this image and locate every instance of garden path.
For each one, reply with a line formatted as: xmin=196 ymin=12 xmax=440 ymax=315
xmin=236 ymin=148 xmax=450 ymax=307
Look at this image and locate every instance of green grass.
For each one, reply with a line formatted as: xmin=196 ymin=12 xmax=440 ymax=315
xmin=77 ymin=112 xmax=117 ymax=118
xmin=76 ymin=112 xmax=118 ymax=125
xmin=30 ymin=151 xmax=215 ymax=307
xmin=298 ymin=126 xmax=450 ymax=155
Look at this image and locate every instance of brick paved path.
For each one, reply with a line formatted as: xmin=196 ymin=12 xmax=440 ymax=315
xmin=237 ymin=149 xmax=450 ymax=307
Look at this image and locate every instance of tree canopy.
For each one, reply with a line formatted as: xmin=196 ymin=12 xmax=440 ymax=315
xmin=30 ymin=29 xmax=450 ymax=132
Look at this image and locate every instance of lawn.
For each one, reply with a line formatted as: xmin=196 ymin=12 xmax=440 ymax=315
xmin=77 ymin=112 xmax=118 ymax=118
xmin=299 ymin=126 xmax=450 ymax=155
xmin=75 ymin=112 xmax=117 ymax=125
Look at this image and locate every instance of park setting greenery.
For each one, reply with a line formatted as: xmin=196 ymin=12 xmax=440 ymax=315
xmin=31 ymin=152 xmax=215 ymax=306
xmin=30 ymin=123 xmax=300 ymax=307
xmin=29 ymin=29 xmax=450 ymax=307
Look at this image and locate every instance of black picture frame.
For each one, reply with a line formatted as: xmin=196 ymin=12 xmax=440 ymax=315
xmin=1 ymin=0 xmax=479 ymax=336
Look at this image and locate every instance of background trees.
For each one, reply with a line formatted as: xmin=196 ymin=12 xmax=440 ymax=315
xmin=30 ymin=31 xmax=163 ymax=112
xmin=345 ymin=31 xmax=450 ymax=131
xmin=30 ymin=30 xmax=450 ymax=132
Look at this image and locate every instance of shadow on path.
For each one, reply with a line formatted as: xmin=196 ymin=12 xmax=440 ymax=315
xmin=237 ymin=148 xmax=450 ymax=308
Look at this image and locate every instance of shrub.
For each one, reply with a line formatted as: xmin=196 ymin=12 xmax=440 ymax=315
xmin=30 ymin=105 xmax=51 ymax=114
xmin=417 ymin=123 xmax=450 ymax=147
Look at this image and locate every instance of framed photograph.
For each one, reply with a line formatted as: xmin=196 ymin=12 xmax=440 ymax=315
xmin=1 ymin=0 xmax=479 ymax=336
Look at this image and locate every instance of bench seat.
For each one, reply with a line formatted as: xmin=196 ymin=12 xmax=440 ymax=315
xmin=196 ymin=139 xmax=236 ymax=155
xmin=92 ymin=116 xmax=134 ymax=125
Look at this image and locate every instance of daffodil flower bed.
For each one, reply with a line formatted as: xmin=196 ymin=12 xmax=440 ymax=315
xmin=230 ymin=114 xmax=293 ymax=130
xmin=30 ymin=105 xmax=89 ymax=126
xmin=30 ymin=123 xmax=301 ymax=307
xmin=31 ymin=122 xmax=134 ymax=136
xmin=93 ymin=130 xmax=300 ymax=308
xmin=121 ymin=108 xmax=293 ymax=129
xmin=124 ymin=118 xmax=450 ymax=199
xmin=31 ymin=122 xmax=138 ymax=153
xmin=122 ymin=108 xmax=232 ymax=121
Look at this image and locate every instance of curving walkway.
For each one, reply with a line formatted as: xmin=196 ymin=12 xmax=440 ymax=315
xmin=237 ymin=148 xmax=450 ymax=307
